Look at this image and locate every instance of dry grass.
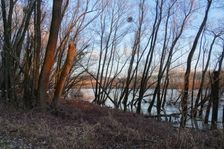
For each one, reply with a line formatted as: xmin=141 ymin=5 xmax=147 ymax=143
xmin=0 ymin=101 xmax=223 ymax=149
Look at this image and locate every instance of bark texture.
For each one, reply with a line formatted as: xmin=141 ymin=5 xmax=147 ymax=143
xmin=38 ymin=0 xmax=63 ymax=110
xmin=52 ymin=43 xmax=77 ymax=108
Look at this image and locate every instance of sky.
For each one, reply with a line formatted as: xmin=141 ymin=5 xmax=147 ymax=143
xmin=43 ymin=0 xmax=224 ymax=75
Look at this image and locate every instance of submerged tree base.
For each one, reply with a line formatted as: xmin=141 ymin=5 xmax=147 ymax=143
xmin=0 ymin=100 xmax=223 ymax=149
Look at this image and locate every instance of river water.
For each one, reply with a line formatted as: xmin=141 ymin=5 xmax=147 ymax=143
xmin=73 ymin=89 xmax=224 ymax=128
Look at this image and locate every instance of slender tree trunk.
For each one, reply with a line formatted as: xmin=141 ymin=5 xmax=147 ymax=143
xmin=204 ymin=97 xmax=211 ymax=124
xmin=137 ymin=0 xmax=162 ymax=114
xmin=211 ymin=71 xmax=219 ymax=129
xmin=190 ymin=34 xmax=203 ymax=117
xmin=180 ymin=0 xmax=212 ymax=127
xmin=34 ymin=0 xmax=41 ymax=92
xmin=193 ymin=35 xmax=217 ymax=117
xmin=199 ymin=87 xmax=209 ymax=117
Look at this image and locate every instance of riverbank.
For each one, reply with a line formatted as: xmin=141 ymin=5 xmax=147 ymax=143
xmin=0 ymin=100 xmax=223 ymax=148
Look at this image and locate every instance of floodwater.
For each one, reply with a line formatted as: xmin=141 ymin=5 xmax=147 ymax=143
xmin=74 ymin=88 xmax=224 ymax=128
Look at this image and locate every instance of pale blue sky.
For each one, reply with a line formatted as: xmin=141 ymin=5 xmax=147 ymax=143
xmin=44 ymin=0 xmax=224 ymax=73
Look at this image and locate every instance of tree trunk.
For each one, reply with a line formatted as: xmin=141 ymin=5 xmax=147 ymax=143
xmin=38 ymin=0 xmax=63 ymax=110
xmin=180 ymin=0 xmax=212 ymax=127
xmin=211 ymin=71 xmax=219 ymax=129
xmin=1 ymin=0 xmax=16 ymax=103
xmin=193 ymin=35 xmax=217 ymax=117
xmin=204 ymin=97 xmax=211 ymax=124
xmin=52 ymin=43 xmax=77 ymax=108
xmin=33 ymin=0 xmax=42 ymax=92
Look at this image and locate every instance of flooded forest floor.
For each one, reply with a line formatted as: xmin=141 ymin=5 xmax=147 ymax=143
xmin=0 ymin=100 xmax=223 ymax=149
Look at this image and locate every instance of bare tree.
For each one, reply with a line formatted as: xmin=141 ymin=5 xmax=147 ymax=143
xmin=181 ymin=0 xmax=212 ymax=127
xmin=192 ymin=32 xmax=220 ymax=118
xmin=1 ymin=0 xmax=35 ymax=106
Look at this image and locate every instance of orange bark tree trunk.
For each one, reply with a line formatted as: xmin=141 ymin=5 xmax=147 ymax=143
xmin=52 ymin=43 xmax=77 ymax=108
xmin=38 ymin=0 xmax=63 ymax=110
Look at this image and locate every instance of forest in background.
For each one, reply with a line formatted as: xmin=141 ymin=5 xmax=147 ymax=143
xmin=0 ymin=0 xmax=224 ymax=129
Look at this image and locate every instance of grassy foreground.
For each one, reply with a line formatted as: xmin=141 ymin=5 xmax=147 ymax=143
xmin=0 ymin=100 xmax=223 ymax=149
